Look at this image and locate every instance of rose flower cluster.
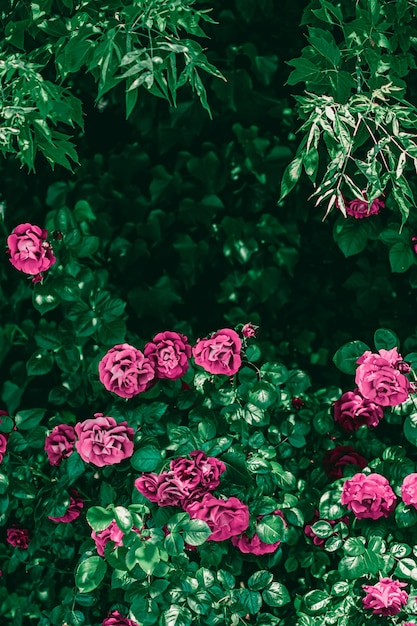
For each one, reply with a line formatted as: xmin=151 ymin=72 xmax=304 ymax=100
xmin=98 ymin=328 xmax=243 ymax=399
xmin=334 ymin=347 xmax=410 ymax=432
xmin=136 ymin=451 xmax=250 ymax=543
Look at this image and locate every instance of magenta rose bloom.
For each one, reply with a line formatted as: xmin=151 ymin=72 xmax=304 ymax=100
xmin=102 ymin=611 xmax=139 ymax=626
xmin=44 ymin=424 xmax=76 ymax=466
xmin=345 ymin=195 xmax=384 ymax=219
xmin=144 ymin=331 xmax=191 ymax=380
xmin=401 ymin=473 xmax=417 ymax=508
xmin=0 ymin=433 xmax=7 ymax=463
xmin=186 ymin=493 xmax=249 ymax=541
xmin=323 ymin=445 xmax=367 ymax=480
xmin=355 ymin=349 xmax=409 ymax=407
xmin=341 ymin=472 xmax=397 ymax=520
xmin=193 ymin=328 xmax=242 ymax=376
xmin=135 ymin=473 xmax=163 ymax=502
xmin=75 ymin=414 xmax=134 ymax=467
xmin=98 ymin=343 xmax=156 ymax=398
xmin=48 ymin=490 xmax=84 ymax=523
xmin=92 ymin=520 xmax=124 ymax=557
xmin=7 ymin=223 xmax=56 ymax=277
xmin=363 ymin=578 xmax=408 ymax=616
xmin=189 ymin=450 xmax=226 ymax=490
xmin=6 ymin=527 xmax=30 ymax=549
xmin=231 ymin=532 xmax=280 ymax=555
xmin=334 ymin=390 xmax=384 ymax=431
xmin=242 ymin=323 xmax=258 ymax=338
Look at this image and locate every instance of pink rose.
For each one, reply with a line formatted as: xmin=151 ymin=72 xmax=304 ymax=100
xmin=156 ymin=471 xmax=204 ymax=507
xmin=6 ymin=527 xmax=30 ymax=549
xmin=169 ymin=457 xmax=203 ymax=490
xmin=231 ymin=532 xmax=280 ymax=555
xmin=334 ymin=390 xmax=384 ymax=431
xmin=362 ymin=578 xmax=408 ymax=616
xmin=48 ymin=490 xmax=84 ymax=523
xmin=0 ymin=433 xmax=7 ymax=463
xmin=99 ymin=343 xmax=156 ymax=398
xmin=242 ymin=323 xmax=258 ymax=338
xmin=75 ymin=414 xmax=134 ymax=467
xmin=338 ymin=194 xmax=384 ymax=219
xmin=355 ymin=349 xmax=409 ymax=407
xmin=401 ymin=473 xmax=417 ymax=508
xmin=144 ymin=331 xmax=191 ymax=380
xmin=135 ymin=473 xmax=163 ymax=502
xmin=323 ymin=446 xmax=367 ymax=480
xmin=189 ymin=450 xmax=226 ymax=490
xmin=102 ymin=610 xmax=139 ymax=626
xmin=92 ymin=520 xmax=124 ymax=557
xmin=44 ymin=424 xmax=76 ymax=466
xmin=232 ymin=510 xmax=285 ymax=555
xmin=304 ymin=510 xmax=349 ymax=547
xmin=7 ymin=223 xmax=56 ymax=276
xmin=193 ymin=328 xmax=242 ymax=376
xmin=341 ymin=473 xmax=397 ymax=520
xmin=186 ymin=494 xmax=249 ymax=541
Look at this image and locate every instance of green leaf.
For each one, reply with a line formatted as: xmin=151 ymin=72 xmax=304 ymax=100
xmin=338 ymin=555 xmax=367 ymax=579
xmin=32 ymin=283 xmax=61 ymax=314
xmin=302 ymin=590 xmax=331 ymax=615
xmin=262 ymin=582 xmax=290 ymax=607
xmin=286 ymin=58 xmax=321 ymax=85
xmin=182 ymin=518 xmax=212 ymax=545
xmin=26 ymin=350 xmax=54 ymax=376
xmin=15 ymin=408 xmax=46 ymax=430
xmin=389 ymin=242 xmax=414 ymax=273
xmin=86 ymin=506 xmax=115 ymax=532
xmin=130 ymin=445 xmax=162 ymax=472
xmin=114 ymin=506 xmax=133 ymax=532
xmin=75 ymin=556 xmax=107 ymax=593
xmin=238 ymin=589 xmax=262 ymax=614
xmin=373 ymin=328 xmax=399 ymax=351
xmin=310 ymin=521 xmax=333 ymax=539
xmin=160 ymin=605 xmax=192 ymax=626
xmin=332 ymin=340 xmax=370 ymax=375
xmin=248 ymin=570 xmax=274 ymax=591
xmin=257 ymin=514 xmax=286 ymax=544
xmin=279 ymin=156 xmax=303 ymax=200
xmin=248 ymin=382 xmax=278 ymax=409
xmin=395 ymin=501 xmax=417 ymax=528
xmin=333 ymin=219 xmax=369 ymax=257
xmin=404 ymin=415 xmax=417 ymax=446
